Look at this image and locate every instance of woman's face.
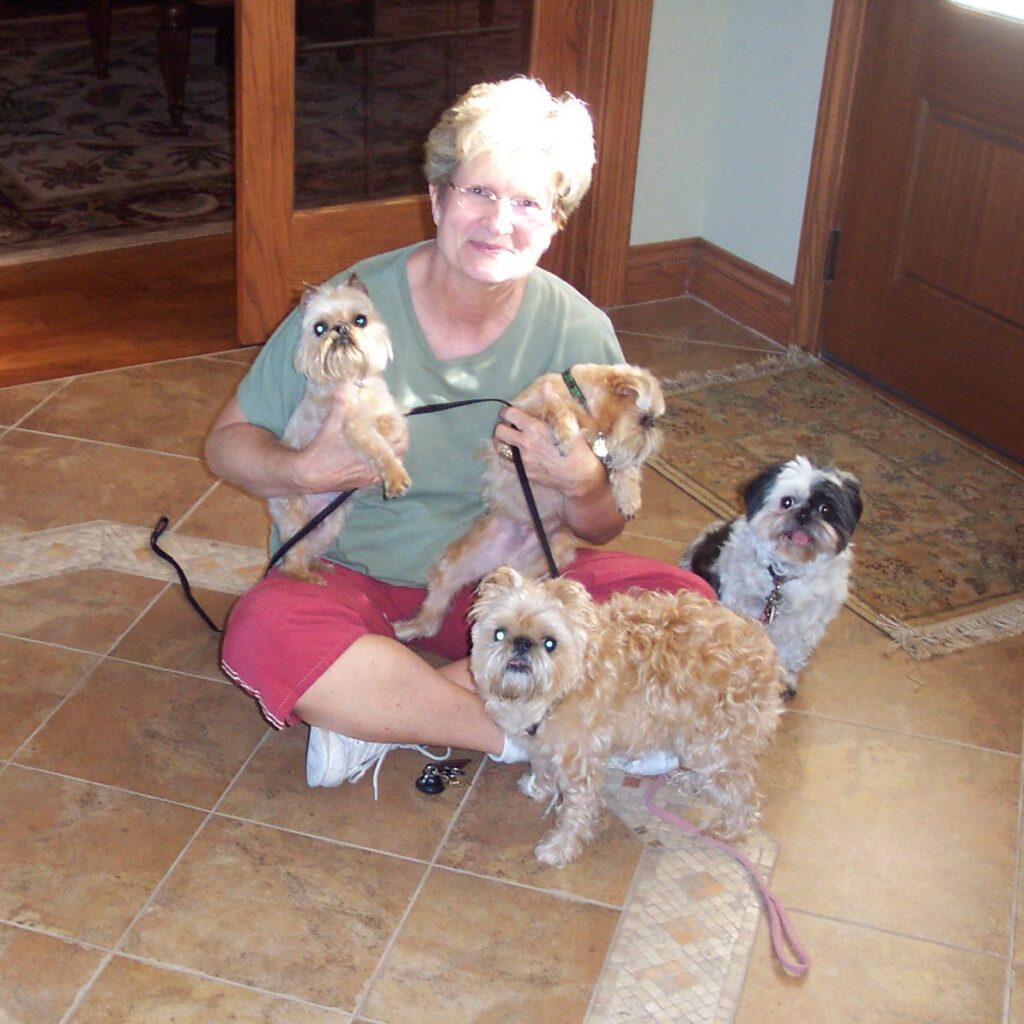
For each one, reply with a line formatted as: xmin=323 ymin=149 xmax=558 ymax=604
xmin=429 ymin=151 xmax=560 ymax=287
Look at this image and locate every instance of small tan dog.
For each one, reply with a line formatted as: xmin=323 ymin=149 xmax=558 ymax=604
xmin=469 ymin=567 xmax=785 ymax=867
xmin=395 ymin=363 xmax=664 ymax=640
xmin=268 ymin=274 xmax=410 ymax=583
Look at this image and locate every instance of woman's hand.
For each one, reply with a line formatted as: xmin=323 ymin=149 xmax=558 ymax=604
xmin=293 ymin=391 xmax=407 ymax=493
xmin=493 ymin=406 xmax=603 ymax=499
xmin=205 ymin=394 xmax=406 ymax=499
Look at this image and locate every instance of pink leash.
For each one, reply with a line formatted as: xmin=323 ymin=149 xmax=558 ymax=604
xmin=642 ymin=776 xmax=811 ymax=977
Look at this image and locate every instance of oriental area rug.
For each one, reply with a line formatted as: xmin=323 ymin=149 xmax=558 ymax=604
xmin=654 ymin=349 xmax=1024 ymax=658
xmin=0 ymin=6 xmax=527 ymax=265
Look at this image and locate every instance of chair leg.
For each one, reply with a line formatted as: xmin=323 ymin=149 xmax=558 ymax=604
xmin=156 ymin=0 xmax=193 ymax=132
xmin=87 ymin=0 xmax=112 ymax=78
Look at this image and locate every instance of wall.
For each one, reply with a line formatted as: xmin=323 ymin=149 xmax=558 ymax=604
xmin=631 ymin=0 xmax=834 ymax=284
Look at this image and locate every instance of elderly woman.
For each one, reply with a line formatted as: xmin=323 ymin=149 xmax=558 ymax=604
xmin=206 ymin=78 xmax=713 ymax=788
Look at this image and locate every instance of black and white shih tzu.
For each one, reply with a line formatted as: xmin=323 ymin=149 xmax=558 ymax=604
xmin=680 ymin=456 xmax=863 ymax=697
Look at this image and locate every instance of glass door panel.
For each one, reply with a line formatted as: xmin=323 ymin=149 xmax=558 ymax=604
xmin=293 ymin=0 xmax=533 ymax=210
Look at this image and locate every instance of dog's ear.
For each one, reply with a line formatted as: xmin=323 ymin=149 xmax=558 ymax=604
xmin=299 ymin=282 xmax=318 ymax=311
xmin=545 ymin=576 xmax=600 ymax=631
xmin=470 ymin=566 xmax=521 ymax=621
xmin=345 ymin=272 xmax=369 ymax=296
xmin=742 ymin=462 xmax=786 ymax=517
xmin=837 ymin=471 xmax=864 ymax=529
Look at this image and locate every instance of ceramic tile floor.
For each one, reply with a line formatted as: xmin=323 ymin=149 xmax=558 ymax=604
xmin=1 ymin=296 xmax=1022 ymax=1023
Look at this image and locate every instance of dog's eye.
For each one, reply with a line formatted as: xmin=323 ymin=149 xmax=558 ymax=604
xmin=313 ymin=321 xmax=328 ymax=336
xmin=818 ymin=501 xmax=833 ymax=518
xmin=494 ymin=628 xmax=506 ymax=642
xmin=543 ymin=637 xmax=557 ymax=652
xmin=780 ymin=496 xmax=794 ymax=509
xmin=353 ymin=314 xmax=368 ymax=328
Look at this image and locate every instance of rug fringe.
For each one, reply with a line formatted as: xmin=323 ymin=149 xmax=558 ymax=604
xmin=661 ymin=345 xmax=817 ymax=395
xmin=878 ymin=600 xmax=1024 ymax=659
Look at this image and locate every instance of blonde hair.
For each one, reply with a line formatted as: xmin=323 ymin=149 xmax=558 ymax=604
xmin=423 ymin=77 xmax=596 ymax=226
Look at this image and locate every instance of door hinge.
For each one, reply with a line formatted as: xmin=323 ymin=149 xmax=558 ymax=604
xmin=823 ymin=228 xmax=841 ymax=282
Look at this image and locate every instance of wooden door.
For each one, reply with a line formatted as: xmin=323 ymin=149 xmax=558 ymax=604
xmin=235 ymin=0 xmax=653 ymax=345
xmin=821 ymin=0 xmax=1024 ymax=463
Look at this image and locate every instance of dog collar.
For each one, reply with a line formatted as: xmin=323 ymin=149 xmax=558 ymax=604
xmin=562 ymin=368 xmax=612 ymax=468
xmin=761 ymin=565 xmax=789 ymax=623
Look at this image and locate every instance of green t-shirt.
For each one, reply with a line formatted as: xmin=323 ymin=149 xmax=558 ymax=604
xmin=237 ymin=242 xmax=624 ymax=586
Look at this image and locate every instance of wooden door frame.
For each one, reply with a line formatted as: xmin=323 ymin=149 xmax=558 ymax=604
xmin=235 ymin=0 xmax=653 ymax=345
xmin=790 ymin=0 xmax=870 ymax=351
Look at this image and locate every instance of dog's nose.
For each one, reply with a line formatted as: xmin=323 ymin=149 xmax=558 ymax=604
xmin=795 ymin=506 xmax=812 ymax=524
xmin=512 ymin=636 xmax=534 ymax=655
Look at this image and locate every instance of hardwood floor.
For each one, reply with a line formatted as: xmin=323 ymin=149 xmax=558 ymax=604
xmin=0 ymin=234 xmax=241 ymax=386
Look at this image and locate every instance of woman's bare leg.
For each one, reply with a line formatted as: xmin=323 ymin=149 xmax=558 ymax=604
xmin=293 ymin=635 xmax=503 ymax=755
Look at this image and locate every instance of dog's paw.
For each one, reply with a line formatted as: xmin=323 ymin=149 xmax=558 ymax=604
xmin=382 ymin=466 xmax=412 ymax=499
xmin=518 ymin=770 xmax=555 ymax=802
xmin=535 ymin=828 xmax=583 ymax=867
xmin=393 ymin=611 xmax=438 ymax=642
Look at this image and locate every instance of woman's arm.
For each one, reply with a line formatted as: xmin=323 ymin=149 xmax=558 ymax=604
xmin=205 ymin=395 xmax=392 ymax=498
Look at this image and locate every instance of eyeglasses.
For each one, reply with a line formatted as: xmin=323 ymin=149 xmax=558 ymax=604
xmin=448 ymin=183 xmax=553 ymax=226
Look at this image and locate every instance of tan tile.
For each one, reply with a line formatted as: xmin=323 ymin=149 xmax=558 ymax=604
xmin=222 ymin=727 xmax=479 ymax=859
xmin=0 ymin=378 xmax=65 ymax=425
xmin=0 ymin=430 xmax=214 ymax=537
xmin=758 ymin=713 xmax=1018 ymax=953
xmin=620 ymin=333 xmax=779 ymax=380
xmin=628 ymin=466 xmax=722 ymax=544
xmin=112 ymin=585 xmax=238 ymax=678
xmin=439 ymin=760 xmax=642 ymax=905
xmin=0 ymin=635 xmax=98 ymax=758
xmin=0 ymin=569 xmax=164 ymax=651
xmin=0 ymin=924 xmax=105 ymax=1023
xmin=363 ymin=866 xmax=618 ymax=1024
xmin=605 ymin=531 xmax=688 ymax=564
xmin=610 ymin=296 xmax=777 ymax=349
xmin=798 ymin=609 xmax=1024 ymax=752
xmin=21 ymin=358 xmax=248 ymax=457
xmin=178 ymin=479 xmax=272 ymax=551
xmin=17 ymin=659 xmax=268 ymax=806
xmin=735 ymin=912 xmax=1005 ymax=1024
xmin=1011 ymin=963 xmax=1024 ymax=1024
xmin=207 ymin=346 xmax=262 ymax=367
xmin=123 ymin=816 xmax=425 ymax=1010
xmin=0 ymin=767 xmax=202 ymax=946
xmin=73 ymin=957 xmax=351 ymax=1023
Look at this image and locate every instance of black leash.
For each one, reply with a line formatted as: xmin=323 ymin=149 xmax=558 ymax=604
xmin=151 ymin=396 xmax=560 ymax=633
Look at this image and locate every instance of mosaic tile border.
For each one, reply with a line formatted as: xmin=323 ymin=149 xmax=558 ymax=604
xmin=0 ymin=522 xmax=774 ymax=1024
xmin=0 ymin=521 xmax=266 ymax=593
xmin=588 ymin=773 xmax=776 ymax=1023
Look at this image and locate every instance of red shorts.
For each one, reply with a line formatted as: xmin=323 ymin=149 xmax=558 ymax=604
xmin=220 ymin=549 xmax=715 ymax=728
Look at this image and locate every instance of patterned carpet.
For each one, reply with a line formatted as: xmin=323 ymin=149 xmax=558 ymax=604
xmin=0 ymin=6 xmax=528 ymax=264
xmin=653 ymin=349 xmax=1024 ymax=658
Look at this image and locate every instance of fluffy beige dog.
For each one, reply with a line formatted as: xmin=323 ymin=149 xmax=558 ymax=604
xmin=395 ymin=363 xmax=664 ymax=640
xmin=469 ymin=567 xmax=785 ymax=867
xmin=268 ymin=274 xmax=410 ymax=583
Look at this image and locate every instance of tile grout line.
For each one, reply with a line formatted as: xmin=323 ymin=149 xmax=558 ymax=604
xmin=1002 ymin=718 xmax=1024 ymax=1023
xmin=349 ymin=753 xmax=495 ymax=1021
xmin=57 ymin=727 xmax=275 ymax=1024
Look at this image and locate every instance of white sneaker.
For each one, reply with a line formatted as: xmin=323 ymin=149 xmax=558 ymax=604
xmin=306 ymin=727 xmax=449 ymax=798
xmin=608 ymin=749 xmax=680 ymax=776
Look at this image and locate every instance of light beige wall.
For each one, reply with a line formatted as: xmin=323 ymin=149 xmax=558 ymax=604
xmin=631 ymin=0 xmax=834 ymax=284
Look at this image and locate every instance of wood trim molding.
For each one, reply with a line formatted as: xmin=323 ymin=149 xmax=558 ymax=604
xmin=624 ymin=238 xmax=792 ymax=344
xmin=624 ymin=240 xmax=699 ymax=304
xmin=235 ymin=0 xmax=294 ymax=345
xmin=530 ymin=0 xmax=654 ymax=307
xmin=692 ymin=239 xmax=792 ymax=343
xmin=289 ymin=196 xmax=433 ymax=298
xmin=789 ymin=0 xmax=870 ymax=351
